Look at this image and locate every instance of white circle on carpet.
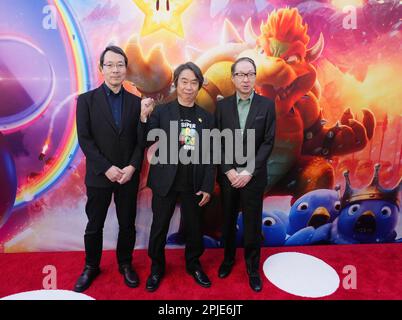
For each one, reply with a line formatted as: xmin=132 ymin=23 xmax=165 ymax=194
xmin=263 ymin=252 xmax=340 ymax=298
xmin=0 ymin=290 xmax=95 ymax=300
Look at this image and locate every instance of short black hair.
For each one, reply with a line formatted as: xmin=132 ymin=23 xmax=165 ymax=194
xmin=99 ymin=46 xmax=128 ymax=68
xmin=173 ymin=62 xmax=204 ymax=90
xmin=231 ymin=57 xmax=256 ymax=75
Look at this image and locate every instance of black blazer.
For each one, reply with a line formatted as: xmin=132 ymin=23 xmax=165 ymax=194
xmin=76 ymin=85 xmax=144 ymax=187
xmin=145 ymin=100 xmax=216 ymax=197
xmin=215 ymin=93 xmax=276 ymax=184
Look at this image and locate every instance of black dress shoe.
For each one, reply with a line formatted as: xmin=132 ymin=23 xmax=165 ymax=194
xmin=188 ymin=269 xmax=211 ymax=288
xmin=218 ymin=261 xmax=234 ymax=278
xmin=119 ymin=264 xmax=139 ymax=288
xmin=146 ymin=273 xmax=163 ymax=292
xmin=249 ymin=273 xmax=262 ymax=292
xmin=73 ymin=265 xmax=100 ymax=293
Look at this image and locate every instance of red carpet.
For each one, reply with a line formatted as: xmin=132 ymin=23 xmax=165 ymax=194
xmin=0 ymin=244 xmax=401 ymax=300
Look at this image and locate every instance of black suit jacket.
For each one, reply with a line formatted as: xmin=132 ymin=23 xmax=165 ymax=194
xmin=76 ymin=85 xmax=144 ymax=187
xmin=145 ymin=100 xmax=216 ymax=197
xmin=215 ymin=93 xmax=276 ymax=186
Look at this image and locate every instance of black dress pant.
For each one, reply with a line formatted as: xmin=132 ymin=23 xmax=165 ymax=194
xmin=219 ymin=174 xmax=264 ymax=273
xmin=84 ymin=174 xmax=139 ymax=267
xmin=148 ymin=189 xmax=204 ymax=274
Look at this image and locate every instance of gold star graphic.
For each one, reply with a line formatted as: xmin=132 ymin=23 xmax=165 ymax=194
xmin=133 ymin=0 xmax=193 ymax=38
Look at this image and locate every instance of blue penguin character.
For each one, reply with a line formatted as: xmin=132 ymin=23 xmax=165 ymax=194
xmin=287 ymin=189 xmax=341 ymax=236
xmin=331 ymin=164 xmax=401 ymax=244
xmin=261 ymin=211 xmax=289 ymax=246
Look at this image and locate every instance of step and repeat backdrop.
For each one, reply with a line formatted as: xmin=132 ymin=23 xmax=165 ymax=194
xmin=0 ymin=0 xmax=401 ymax=252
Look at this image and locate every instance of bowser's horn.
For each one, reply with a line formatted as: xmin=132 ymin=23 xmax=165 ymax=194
xmin=244 ymin=18 xmax=258 ymax=45
xmin=221 ymin=19 xmax=243 ymax=44
xmin=306 ymin=33 xmax=324 ymax=62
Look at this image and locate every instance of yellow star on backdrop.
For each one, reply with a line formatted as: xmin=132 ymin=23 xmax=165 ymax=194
xmin=133 ymin=0 xmax=193 ymax=37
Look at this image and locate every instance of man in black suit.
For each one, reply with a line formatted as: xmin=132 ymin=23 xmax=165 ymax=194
xmin=74 ymin=46 xmax=153 ymax=292
xmin=215 ymin=57 xmax=276 ymax=292
xmin=142 ymin=62 xmax=215 ymax=292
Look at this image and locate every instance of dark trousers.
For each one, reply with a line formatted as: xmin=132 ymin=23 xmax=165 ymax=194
xmin=84 ymin=174 xmax=139 ymax=267
xmin=219 ymin=174 xmax=264 ymax=273
xmin=148 ymin=189 xmax=204 ymax=274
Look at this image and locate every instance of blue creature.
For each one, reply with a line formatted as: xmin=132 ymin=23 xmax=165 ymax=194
xmin=261 ymin=211 xmax=289 ymax=246
xmin=330 ymin=165 xmax=401 ymax=244
xmin=285 ymin=189 xmax=341 ymax=246
xmin=236 ymin=211 xmax=289 ymax=247
xmin=287 ymin=189 xmax=341 ymax=235
xmin=330 ymin=200 xmax=400 ymax=244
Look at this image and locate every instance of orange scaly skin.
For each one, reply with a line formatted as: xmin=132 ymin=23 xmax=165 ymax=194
xmin=247 ymin=8 xmax=375 ymax=198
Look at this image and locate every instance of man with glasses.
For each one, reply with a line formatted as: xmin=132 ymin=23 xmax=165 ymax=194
xmin=74 ymin=46 xmax=154 ymax=292
xmin=215 ymin=57 xmax=276 ymax=292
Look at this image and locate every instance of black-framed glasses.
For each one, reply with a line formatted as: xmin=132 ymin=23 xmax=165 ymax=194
xmin=234 ymin=72 xmax=256 ymax=80
xmin=103 ymin=63 xmax=126 ymax=70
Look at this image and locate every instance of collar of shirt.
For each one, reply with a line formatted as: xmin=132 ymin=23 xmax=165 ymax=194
xmin=236 ymin=90 xmax=254 ymax=104
xmin=103 ymin=82 xmax=123 ymax=97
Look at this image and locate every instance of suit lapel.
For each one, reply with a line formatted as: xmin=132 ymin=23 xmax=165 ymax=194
xmin=169 ymin=101 xmax=181 ymax=139
xmin=244 ymin=93 xmax=261 ymax=130
xmin=119 ymin=90 xmax=131 ymax=135
xmin=230 ymin=95 xmax=241 ymax=129
xmin=95 ymin=85 xmax=119 ymax=134
xmin=169 ymin=100 xmax=181 ymax=120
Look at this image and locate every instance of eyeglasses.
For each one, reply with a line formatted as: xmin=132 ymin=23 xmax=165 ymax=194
xmin=234 ymin=72 xmax=256 ymax=80
xmin=103 ymin=63 xmax=126 ymax=70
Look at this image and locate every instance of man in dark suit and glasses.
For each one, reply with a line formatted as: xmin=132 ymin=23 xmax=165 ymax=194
xmin=215 ymin=57 xmax=276 ymax=292
xmin=74 ymin=46 xmax=154 ymax=292
xmin=142 ymin=62 xmax=215 ymax=292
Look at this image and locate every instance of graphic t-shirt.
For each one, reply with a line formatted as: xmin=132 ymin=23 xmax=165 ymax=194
xmin=172 ymin=104 xmax=198 ymax=191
